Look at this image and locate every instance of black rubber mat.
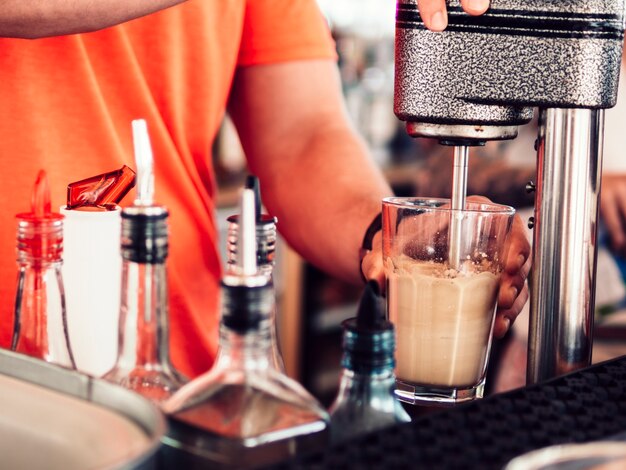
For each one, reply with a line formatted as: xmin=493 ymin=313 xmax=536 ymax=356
xmin=273 ymin=355 xmax=626 ymax=469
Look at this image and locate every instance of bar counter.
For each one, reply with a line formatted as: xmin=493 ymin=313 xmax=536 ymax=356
xmin=274 ymin=355 xmax=626 ymax=469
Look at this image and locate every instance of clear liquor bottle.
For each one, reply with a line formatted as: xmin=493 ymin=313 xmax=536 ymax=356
xmin=103 ymin=119 xmax=185 ymax=403
xmin=329 ymin=281 xmax=410 ymax=444
xmin=226 ymin=174 xmax=285 ymax=372
xmin=161 ymin=185 xmax=329 ymax=468
xmin=11 ymin=170 xmax=76 ymax=369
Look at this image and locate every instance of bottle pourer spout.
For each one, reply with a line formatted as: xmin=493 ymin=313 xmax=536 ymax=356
xmin=132 ymin=119 xmax=155 ymax=206
xmin=31 ymin=170 xmax=52 ymax=218
xmin=245 ymin=174 xmax=262 ymax=222
xmin=236 ymin=187 xmax=258 ymax=277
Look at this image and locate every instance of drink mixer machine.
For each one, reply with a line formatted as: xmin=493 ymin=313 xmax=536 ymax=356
xmin=394 ymin=0 xmax=626 ymax=383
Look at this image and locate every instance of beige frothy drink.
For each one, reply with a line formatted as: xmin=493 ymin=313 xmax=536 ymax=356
xmin=387 ymin=255 xmax=500 ymax=388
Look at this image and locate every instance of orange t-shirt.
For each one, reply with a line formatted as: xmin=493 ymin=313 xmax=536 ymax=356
xmin=0 ymin=0 xmax=336 ymax=378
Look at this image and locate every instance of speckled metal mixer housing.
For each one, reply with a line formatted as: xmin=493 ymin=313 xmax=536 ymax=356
xmin=394 ymin=0 xmax=626 ymax=140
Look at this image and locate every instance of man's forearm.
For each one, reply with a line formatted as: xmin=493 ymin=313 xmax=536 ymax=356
xmin=0 ymin=1 xmax=186 ymax=38
xmin=259 ymin=123 xmax=392 ymax=286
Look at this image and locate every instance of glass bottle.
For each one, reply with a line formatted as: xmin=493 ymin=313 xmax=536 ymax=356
xmin=161 ymin=186 xmax=329 ymax=468
xmin=226 ymin=174 xmax=285 ymax=372
xmin=11 ymin=170 xmax=76 ymax=369
xmin=329 ymin=280 xmax=410 ymax=445
xmin=103 ymin=119 xmax=185 ymax=403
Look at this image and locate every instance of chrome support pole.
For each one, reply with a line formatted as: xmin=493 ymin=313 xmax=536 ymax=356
xmin=527 ymin=108 xmax=604 ymax=385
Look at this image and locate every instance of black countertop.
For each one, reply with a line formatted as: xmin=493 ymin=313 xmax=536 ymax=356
xmin=275 ymin=355 xmax=626 ymax=469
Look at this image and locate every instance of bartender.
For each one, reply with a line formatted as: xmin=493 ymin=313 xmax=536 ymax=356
xmin=0 ymin=0 xmax=526 ymax=379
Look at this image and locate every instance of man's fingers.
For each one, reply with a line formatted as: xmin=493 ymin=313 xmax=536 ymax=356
xmin=361 ymin=231 xmax=386 ymax=293
xmin=498 ymin=272 xmax=527 ymax=309
xmin=466 ymin=195 xmax=491 ymax=204
xmin=460 ymin=0 xmax=490 ymax=16
xmin=499 ymin=246 xmax=531 ymax=310
xmin=494 ymin=284 xmax=529 ymax=339
xmin=418 ymin=0 xmax=490 ymax=31
xmin=504 ymin=215 xmax=531 ymax=275
xmin=417 ymin=0 xmax=448 ymax=31
xmin=499 ymin=218 xmax=531 ymax=311
xmin=361 ymin=254 xmax=385 ymax=294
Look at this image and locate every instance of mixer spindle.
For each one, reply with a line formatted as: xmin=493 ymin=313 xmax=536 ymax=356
xmin=449 ymin=145 xmax=469 ymax=269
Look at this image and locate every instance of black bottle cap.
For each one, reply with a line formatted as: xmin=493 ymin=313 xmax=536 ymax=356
xmin=342 ymin=281 xmax=395 ymax=374
xmin=121 ymin=207 xmax=169 ymax=264
xmin=354 ymin=281 xmax=391 ymax=331
xmin=220 ymin=281 xmax=273 ymax=334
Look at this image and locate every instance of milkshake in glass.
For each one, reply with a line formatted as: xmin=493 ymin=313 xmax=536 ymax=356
xmin=382 ymin=198 xmax=514 ymax=405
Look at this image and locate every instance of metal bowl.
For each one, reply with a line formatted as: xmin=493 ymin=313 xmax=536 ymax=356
xmin=0 ymin=349 xmax=166 ymax=469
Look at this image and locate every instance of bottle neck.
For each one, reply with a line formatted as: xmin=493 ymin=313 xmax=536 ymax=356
xmin=16 ymin=258 xmax=60 ymax=268
xmin=16 ymin=217 xmax=63 ymax=264
xmin=116 ymin=259 xmax=171 ymax=371
xmin=340 ymin=368 xmax=396 ymax=393
xmin=334 ymin=324 xmax=400 ymax=408
xmin=215 ymin=280 xmax=275 ymax=372
xmin=340 ymin=326 xmax=396 ymax=375
xmin=215 ymin=322 xmax=273 ymax=371
xmin=336 ymin=367 xmax=397 ymax=399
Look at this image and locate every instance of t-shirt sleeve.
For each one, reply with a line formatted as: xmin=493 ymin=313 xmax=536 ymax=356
xmin=237 ymin=0 xmax=338 ymax=66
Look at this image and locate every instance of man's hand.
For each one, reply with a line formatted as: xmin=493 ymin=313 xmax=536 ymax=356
xmin=418 ymin=0 xmax=490 ymax=31
xmin=493 ymin=213 xmax=531 ymax=338
xmin=361 ymin=195 xmax=531 ymax=339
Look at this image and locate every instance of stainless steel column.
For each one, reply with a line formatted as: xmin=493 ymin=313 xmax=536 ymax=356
xmin=527 ymin=108 xmax=604 ymax=385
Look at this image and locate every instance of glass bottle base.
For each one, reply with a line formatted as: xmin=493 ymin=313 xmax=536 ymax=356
xmin=103 ymin=367 xmax=185 ymax=403
xmin=394 ymin=378 xmax=486 ymax=407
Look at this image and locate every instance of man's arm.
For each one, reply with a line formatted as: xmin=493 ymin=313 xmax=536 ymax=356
xmin=0 ymin=1 xmax=186 ymax=38
xmin=228 ymin=59 xmax=530 ymax=335
xmin=228 ymin=59 xmax=392 ymax=286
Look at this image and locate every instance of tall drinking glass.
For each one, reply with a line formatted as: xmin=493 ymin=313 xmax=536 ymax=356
xmin=382 ymin=197 xmax=515 ymax=405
